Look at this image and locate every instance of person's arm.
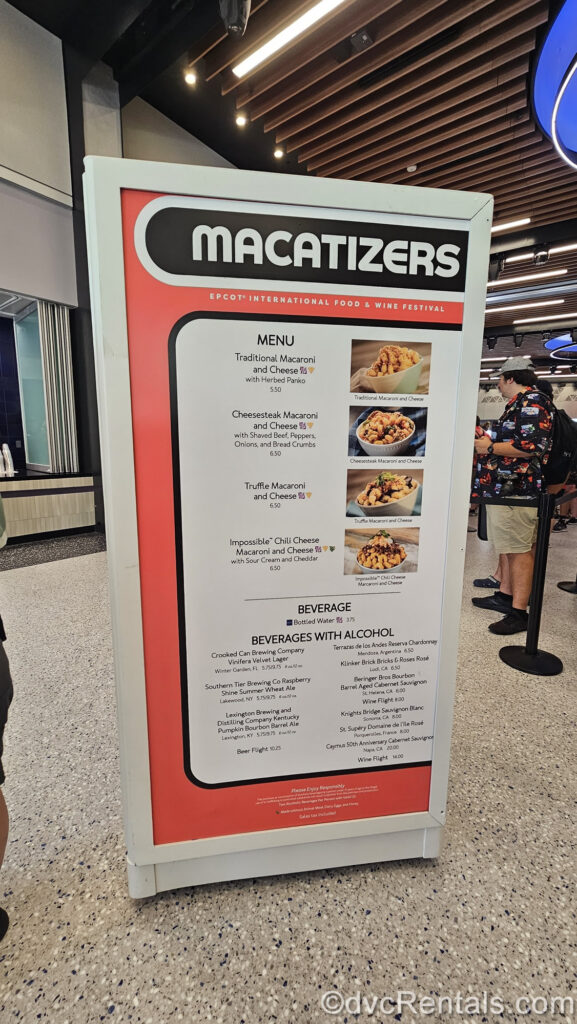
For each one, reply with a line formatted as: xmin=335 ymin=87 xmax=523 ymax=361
xmin=474 ymin=436 xmax=527 ymax=457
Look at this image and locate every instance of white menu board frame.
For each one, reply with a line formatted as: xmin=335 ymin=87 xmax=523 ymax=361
xmin=83 ymin=156 xmax=492 ymax=897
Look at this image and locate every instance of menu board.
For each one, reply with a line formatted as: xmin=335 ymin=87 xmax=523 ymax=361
xmin=171 ymin=315 xmax=459 ymax=790
xmin=84 ymin=160 xmax=491 ymax=893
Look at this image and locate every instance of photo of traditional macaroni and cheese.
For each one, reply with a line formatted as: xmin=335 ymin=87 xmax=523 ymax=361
xmin=348 ymin=406 xmax=427 ymax=458
xmin=346 ymin=468 xmax=424 ymax=518
xmin=350 ymin=341 xmax=431 ymax=394
xmin=344 ymin=528 xmax=420 ymax=575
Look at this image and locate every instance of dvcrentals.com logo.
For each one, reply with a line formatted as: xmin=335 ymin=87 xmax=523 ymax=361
xmin=138 ymin=199 xmax=469 ymax=291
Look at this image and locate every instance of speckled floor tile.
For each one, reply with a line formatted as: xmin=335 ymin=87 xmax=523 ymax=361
xmin=0 ymin=533 xmax=106 ymax=572
xmin=0 ymin=529 xmax=575 ymax=1023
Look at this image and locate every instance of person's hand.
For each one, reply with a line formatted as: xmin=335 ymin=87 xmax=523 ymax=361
xmin=474 ymin=436 xmax=492 ymax=454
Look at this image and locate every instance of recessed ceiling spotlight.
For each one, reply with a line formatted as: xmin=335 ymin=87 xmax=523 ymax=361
xmin=184 ymin=66 xmax=197 ymax=86
xmin=407 ymin=164 xmax=418 ymax=173
xmin=236 ymin=113 xmax=248 ymax=127
xmin=274 ymin=148 xmax=284 ymax=159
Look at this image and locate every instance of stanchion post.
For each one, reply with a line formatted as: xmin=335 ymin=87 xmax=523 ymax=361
xmin=524 ymin=491 xmax=556 ymax=656
xmin=499 ymin=491 xmax=563 ymax=676
xmin=556 ymin=487 xmax=577 ymax=594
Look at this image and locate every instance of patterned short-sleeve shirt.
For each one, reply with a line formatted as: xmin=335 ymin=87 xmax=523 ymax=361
xmin=472 ymin=388 xmax=553 ymax=499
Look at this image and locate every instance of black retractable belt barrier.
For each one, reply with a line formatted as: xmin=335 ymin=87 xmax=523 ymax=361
xmin=556 ymin=488 xmax=577 ymax=595
xmin=498 ymin=492 xmax=563 ymax=677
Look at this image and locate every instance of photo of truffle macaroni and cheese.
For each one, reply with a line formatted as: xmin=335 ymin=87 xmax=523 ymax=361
xmin=350 ymin=341 xmax=431 ymax=394
xmin=346 ymin=468 xmax=423 ymax=518
xmin=344 ymin=528 xmax=420 ymax=575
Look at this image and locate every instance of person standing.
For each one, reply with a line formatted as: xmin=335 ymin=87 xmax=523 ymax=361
xmin=0 ymin=496 xmax=13 ymax=941
xmin=472 ymin=357 xmax=554 ymax=635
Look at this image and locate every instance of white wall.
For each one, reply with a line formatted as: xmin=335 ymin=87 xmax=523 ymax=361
xmin=0 ymin=179 xmax=77 ymax=306
xmin=122 ymin=98 xmax=234 ymax=168
xmin=0 ymin=0 xmax=72 ymax=204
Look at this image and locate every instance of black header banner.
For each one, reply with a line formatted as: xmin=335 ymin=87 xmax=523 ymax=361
xmin=143 ymin=206 xmax=469 ymax=292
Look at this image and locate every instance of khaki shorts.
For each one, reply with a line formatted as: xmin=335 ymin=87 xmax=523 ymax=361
xmin=486 ymin=504 xmax=538 ymax=555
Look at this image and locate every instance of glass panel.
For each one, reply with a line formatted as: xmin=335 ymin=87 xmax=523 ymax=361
xmin=14 ymin=306 xmax=50 ymax=469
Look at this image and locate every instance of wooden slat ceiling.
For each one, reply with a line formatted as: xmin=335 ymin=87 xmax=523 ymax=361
xmin=188 ymin=0 xmax=577 ymax=357
xmin=190 ymin=0 xmax=571 ymax=232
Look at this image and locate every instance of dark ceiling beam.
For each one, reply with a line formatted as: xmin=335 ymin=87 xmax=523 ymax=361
xmin=108 ymin=0 xmax=222 ymax=107
xmin=5 ymin=0 xmax=153 ymax=61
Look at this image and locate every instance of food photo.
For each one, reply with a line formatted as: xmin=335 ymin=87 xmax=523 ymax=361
xmin=350 ymin=341 xmax=431 ymax=394
xmin=348 ymin=406 xmax=427 ymax=457
xmin=344 ymin=527 xmax=420 ymax=575
xmin=346 ymin=468 xmax=423 ymax=518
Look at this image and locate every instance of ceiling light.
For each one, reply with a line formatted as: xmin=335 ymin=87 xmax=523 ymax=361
xmin=485 ymin=300 xmax=565 ymax=314
xmin=487 ymin=268 xmax=568 ymax=287
xmin=491 ymin=217 xmax=531 ymax=234
xmin=232 ymin=0 xmax=349 ymax=78
xmin=551 ymin=56 xmax=577 ymax=171
xmin=550 ymin=242 xmax=577 ymax=255
xmin=556 ymin=364 xmax=572 ymax=369
xmin=184 ymin=67 xmax=197 ymax=86
xmin=236 ymin=113 xmax=248 ymax=127
xmin=480 ymin=357 xmax=505 ymax=361
xmin=273 ymin=148 xmax=284 ymax=159
xmin=407 ymin=164 xmax=418 ymax=172
xmin=514 ymin=310 xmax=576 ymax=323
xmin=506 ymin=252 xmax=535 ymax=263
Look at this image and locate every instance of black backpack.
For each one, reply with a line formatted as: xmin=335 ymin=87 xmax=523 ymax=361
xmin=543 ymin=406 xmax=577 ymax=485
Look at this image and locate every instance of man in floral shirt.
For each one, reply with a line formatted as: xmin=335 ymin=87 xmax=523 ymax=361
xmin=472 ymin=357 xmax=553 ymax=635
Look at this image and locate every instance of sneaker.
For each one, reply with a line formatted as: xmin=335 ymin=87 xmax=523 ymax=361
xmin=488 ymin=610 xmax=528 ymax=635
xmin=472 ymin=592 xmax=512 ymax=612
xmin=568 ymin=517 xmax=577 ymax=525
xmin=553 ymin=519 xmax=568 ymax=532
xmin=473 ymin=574 xmax=501 ymax=589
xmin=0 ymin=908 xmax=9 ymax=943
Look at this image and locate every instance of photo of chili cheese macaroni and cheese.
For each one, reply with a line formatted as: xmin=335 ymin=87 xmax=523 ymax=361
xmin=344 ymin=528 xmax=420 ymax=575
xmin=350 ymin=341 xmax=431 ymax=395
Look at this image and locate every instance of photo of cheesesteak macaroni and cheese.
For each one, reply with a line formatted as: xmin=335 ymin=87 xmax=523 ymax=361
xmin=350 ymin=341 xmax=431 ymax=395
xmin=348 ymin=406 xmax=427 ymax=458
xmin=344 ymin=528 xmax=419 ymax=575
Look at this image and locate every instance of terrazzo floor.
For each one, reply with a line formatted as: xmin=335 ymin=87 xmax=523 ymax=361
xmin=0 ymin=533 xmax=106 ymax=572
xmin=0 ymin=524 xmax=576 ymax=1023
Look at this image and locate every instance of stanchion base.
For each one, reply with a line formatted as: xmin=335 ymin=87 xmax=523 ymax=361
xmin=499 ymin=646 xmax=563 ymax=676
xmin=557 ymin=581 xmax=577 ymax=593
